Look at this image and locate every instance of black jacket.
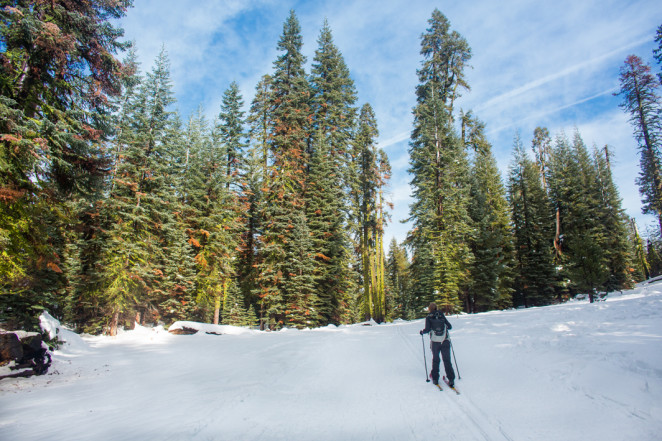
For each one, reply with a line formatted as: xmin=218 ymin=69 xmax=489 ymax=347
xmin=421 ymin=310 xmax=452 ymax=335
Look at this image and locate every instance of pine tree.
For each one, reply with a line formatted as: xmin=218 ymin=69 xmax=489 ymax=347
xmin=464 ymin=114 xmax=514 ymax=311
xmin=386 ymin=239 xmax=413 ymax=320
xmin=375 ymin=149 xmax=391 ymax=321
xmin=179 ymin=108 xmax=233 ymax=325
xmin=547 ymin=132 xmax=598 ymax=292
xmin=617 ymin=55 xmax=662 ymax=235
xmin=217 ymin=82 xmax=247 ymax=192
xmin=239 ymin=75 xmax=272 ymax=312
xmin=255 ymin=11 xmax=316 ymax=329
xmin=305 ymin=133 xmax=351 ymax=324
xmin=547 ymin=131 xmax=627 ymax=300
xmin=235 ymin=140 xmax=263 ymax=317
xmin=0 ymin=0 xmax=131 ymax=329
xmin=99 ymin=48 xmax=195 ymax=334
xmin=530 ymin=127 xmax=562 ymax=258
xmin=531 ymin=127 xmax=552 ymax=191
xmin=281 ymin=209 xmax=319 ymax=328
xmin=156 ymin=109 xmax=199 ymax=325
xmin=306 ymin=20 xmax=358 ymax=325
xmin=593 ymin=145 xmax=635 ymax=291
xmin=222 ymin=282 xmax=257 ymax=327
xmin=350 ymin=104 xmax=390 ymax=322
xmin=569 ymin=137 xmax=609 ymax=300
xmin=406 ymin=9 xmax=472 ymax=314
xmin=309 ymin=19 xmax=357 ymax=165
xmin=66 ymin=48 xmax=143 ymax=333
xmin=205 ymin=83 xmax=249 ymax=324
xmin=507 ymin=135 xmax=556 ymax=307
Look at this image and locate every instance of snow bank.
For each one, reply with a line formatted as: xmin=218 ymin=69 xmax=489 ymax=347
xmin=168 ymin=320 xmax=259 ymax=336
xmin=39 ymin=311 xmax=87 ymax=351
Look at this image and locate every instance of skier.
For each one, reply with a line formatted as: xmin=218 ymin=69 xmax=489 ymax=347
xmin=420 ymin=302 xmax=455 ymax=387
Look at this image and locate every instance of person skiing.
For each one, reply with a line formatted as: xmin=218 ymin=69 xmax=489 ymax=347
xmin=420 ymin=302 xmax=455 ymax=387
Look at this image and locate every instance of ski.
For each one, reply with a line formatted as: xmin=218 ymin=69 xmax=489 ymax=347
xmin=443 ymin=376 xmax=460 ymax=395
xmin=429 ymin=373 xmax=443 ymax=390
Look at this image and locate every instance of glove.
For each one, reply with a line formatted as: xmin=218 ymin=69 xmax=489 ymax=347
xmin=419 ymin=330 xmax=424 ymax=335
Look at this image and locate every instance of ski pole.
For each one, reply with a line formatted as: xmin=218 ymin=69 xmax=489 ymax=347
xmin=450 ymin=339 xmax=461 ymax=380
xmin=421 ymin=333 xmax=430 ymax=382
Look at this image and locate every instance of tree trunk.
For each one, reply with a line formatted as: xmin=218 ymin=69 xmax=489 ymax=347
xmin=109 ymin=311 xmax=119 ymax=336
xmin=213 ymin=296 xmax=221 ymax=325
xmin=553 ymin=208 xmax=562 ymax=258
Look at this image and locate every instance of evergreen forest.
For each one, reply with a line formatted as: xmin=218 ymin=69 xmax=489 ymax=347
xmin=2 ymin=2 xmax=662 ymax=334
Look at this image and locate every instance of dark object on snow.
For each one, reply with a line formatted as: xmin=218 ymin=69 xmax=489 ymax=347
xmin=168 ymin=326 xmax=199 ymax=335
xmin=0 ymin=332 xmax=23 ymax=362
xmin=0 ymin=331 xmax=52 ymax=380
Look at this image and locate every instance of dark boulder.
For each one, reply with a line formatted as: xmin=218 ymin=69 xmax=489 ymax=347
xmin=0 ymin=332 xmax=23 ymax=362
xmin=0 ymin=331 xmax=52 ymax=380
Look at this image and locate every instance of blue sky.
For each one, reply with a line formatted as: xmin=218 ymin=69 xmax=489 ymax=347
xmin=119 ymin=0 xmax=662 ymax=246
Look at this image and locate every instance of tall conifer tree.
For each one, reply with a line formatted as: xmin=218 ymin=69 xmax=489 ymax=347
xmin=617 ymin=55 xmax=662 ymax=235
xmin=552 ymin=132 xmax=609 ymax=300
xmin=65 ymin=48 xmax=142 ymax=332
xmin=507 ymin=135 xmax=556 ymax=307
xmin=307 ymin=21 xmax=358 ymax=324
xmin=407 ymin=9 xmax=472 ymax=314
xmin=309 ymin=20 xmax=357 ymax=162
xmin=305 ymin=134 xmax=351 ymax=324
xmin=350 ymin=104 xmax=390 ymax=322
xmin=240 ymin=75 xmax=273 ymax=312
xmin=0 ymin=0 xmax=132 ymax=329
xmin=217 ymin=82 xmax=247 ymax=192
xmin=256 ymin=11 xmax=317 ymax=329
xmin=99 ymin=49 xmax=195 ymax=334
xmin=208 ymin=83 xmax=248 ymax=323
xmin=546 ymin=132 xmax=634 ymax=299
xmin=464 ymin=114 xmax=514 ymax=311
xmin=593 ymin=145 xmax=635 ymax=291
xmin=178 ymin=108 xmax=239 ymax=324
xmin=386 ymin=239 xmax=413 ymax=320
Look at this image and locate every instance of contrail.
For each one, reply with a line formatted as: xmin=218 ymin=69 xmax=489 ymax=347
xmin=474 ymin=36 xmax=651 ymax=113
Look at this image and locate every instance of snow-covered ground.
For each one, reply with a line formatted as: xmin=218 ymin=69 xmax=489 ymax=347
xmin=2 ymin=281 xmax=662 ymax=441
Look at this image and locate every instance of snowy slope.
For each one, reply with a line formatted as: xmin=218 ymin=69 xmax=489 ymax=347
xmin=1 ymin=282 xmax=661 ymax=441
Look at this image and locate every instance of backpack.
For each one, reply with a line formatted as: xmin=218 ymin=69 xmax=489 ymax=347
xmin=429 ymin=311 xmax=447 ymax=343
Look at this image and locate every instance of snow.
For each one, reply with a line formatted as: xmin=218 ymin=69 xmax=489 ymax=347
xmin=2 ymin=282 xmax=662 ymax=440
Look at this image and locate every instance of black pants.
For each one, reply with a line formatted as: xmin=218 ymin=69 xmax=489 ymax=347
xmin=430 ymin=340 xmax=454 ymax=384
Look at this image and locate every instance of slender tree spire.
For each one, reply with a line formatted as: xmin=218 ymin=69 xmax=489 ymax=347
xmin=616 ymin=55 xmax=662 ymax=235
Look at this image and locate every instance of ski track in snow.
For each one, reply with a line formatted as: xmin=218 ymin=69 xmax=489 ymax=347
xmin=2 ymin=282 xmax=662 ymax=440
